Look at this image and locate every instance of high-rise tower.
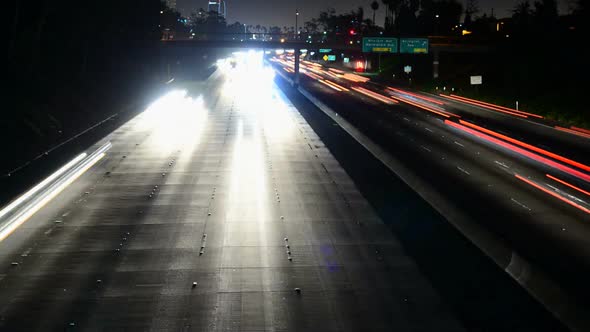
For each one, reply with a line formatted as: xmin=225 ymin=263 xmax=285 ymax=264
xmin=166 ymin=0 xmax=177 ymax=10
xmin=207 ymin=0 xmax=226 ymax=18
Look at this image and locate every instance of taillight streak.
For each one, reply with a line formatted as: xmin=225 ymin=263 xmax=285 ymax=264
xmin=515 ymin=174 xmax=590 ymax=214
xmin=445 ymin=120 xmax=590 ymax=183
xmin=459 ymin=120 xmax=590 ymax=173
xmin=546 ymin=174 xmax=590 ymax=197
xmin=449 ymin=94 xmax=543 ymax=118
xmin=387 ymin=87 xmax=445 ymax=105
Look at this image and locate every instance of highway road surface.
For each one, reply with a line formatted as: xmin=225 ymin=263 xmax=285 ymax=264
xmin=0 ymin=53 xmax=472 ymax=331
xmin=272 ymin=54 xmax=590 ymax=329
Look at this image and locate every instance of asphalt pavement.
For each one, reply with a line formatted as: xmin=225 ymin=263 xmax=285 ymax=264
xmin=271 ymin=57 xmax=589 ymax=330
xmin=0 ymin=61 xmax=469 ymax=331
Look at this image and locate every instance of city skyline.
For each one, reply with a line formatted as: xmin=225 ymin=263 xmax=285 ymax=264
xmin=174 ymin=0 xmax=571 ymax=27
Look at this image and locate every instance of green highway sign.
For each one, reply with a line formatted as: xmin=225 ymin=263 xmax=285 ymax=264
xmin=327 ymin=55 xmax=336 ymax=61
xmin=362 ymin=37 xmax=398 ymax=53
xmin=400 ymin=38 xmax=429 ymax=54
xmin=319 ymin=48 xmax=332 ymax=53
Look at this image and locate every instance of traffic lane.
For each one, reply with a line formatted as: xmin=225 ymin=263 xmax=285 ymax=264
xmin=0 ymin=88 xmax=213 ymax=330
xmin=297 ymin=71 xmax=590 ymax=209
xmin=297 ymin=76 xmax=590 ymax=299
xmin=276 ymin=77 xmax=572 ymax=332
xmin=0 ymin=69 xmax=466 ymax=331
xmin=393 ymin=88 xmax=590 ymax=164
xmin=293 ymin=60 xmax=590 ymax=165
xmin=438 ymin=96 xmax=590 ymax=164
xmin=302 ymin=75 xmax=590 ymax=249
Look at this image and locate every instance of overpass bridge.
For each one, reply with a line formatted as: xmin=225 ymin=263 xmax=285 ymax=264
xmin=159 ymin=37 xmax=492 ymax=85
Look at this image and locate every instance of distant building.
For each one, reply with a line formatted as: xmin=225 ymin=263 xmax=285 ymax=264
xmin=166 ymin=0 xmax=176 ymax=10
xmin=207 ymin=0 xmax=226 ymax=18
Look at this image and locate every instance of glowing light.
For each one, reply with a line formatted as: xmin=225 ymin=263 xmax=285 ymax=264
xmin=340 ymin=73 xmax=370 ymax=83
xmin=459 ymin=120 xmax=590 ymax=173
xmin=571 ymin=126 xmax=590 ymax=135
xmin=0 ymin=153 xmax=87 ymax=220
xmin=445 ymin=120 xmax=590 ymax=183
xmin=440 ymin=94 xmax=528 ymax=118
xmin=448 ymin=94 xmax=543 ymax=119
xmin=328 ymin=68 xmax=345 ymax=74
xmin=303 ymin=71 xmax=323 ymax=80
xmin=515 ymin=174 xmax=590 ymax=214
xmin=351 ymin=86 xmax=398 ymax=104
xmin=319 ymin=79 xmax=349 ymax=92
xmin=461 ymin=30 xmax=472 ymax=35
xmin=555 ymin=126 xmax=590 ymax=139
xmin=142 ymin=90 xmax=208 ymax=151
xmin=546 ymin=174 xmax=590 ymax=197
xmin=319 ymin=80 xmax=342 ymax=91
xmin=395 ymin=95 xmax=456 ymax=118
xmin=387 ymin=87 xmax=445 ymax=105
xmin=0 ymin=152 xmax=106 ymax=242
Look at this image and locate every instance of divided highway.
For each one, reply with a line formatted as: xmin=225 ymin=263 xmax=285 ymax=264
xmin=0 ymin=55 xmax=470 ymax=331
xmin=271 ymin=54 xmax=590 ymax=329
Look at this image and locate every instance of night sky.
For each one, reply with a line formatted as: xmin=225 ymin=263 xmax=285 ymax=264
xmin=176 ymin=0 xmax=571 ymax=27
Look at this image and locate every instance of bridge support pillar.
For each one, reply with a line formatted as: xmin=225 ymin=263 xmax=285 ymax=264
xmin=433 ymin=49 xmax=439 ymax=79
xmin=294 ymin=48 xmax=300 ymax=87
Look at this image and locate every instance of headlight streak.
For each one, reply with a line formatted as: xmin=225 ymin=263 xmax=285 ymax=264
xmin=0 ymin=153 xmax=87 ymax=220
xmin=0 ymin=143 xmax=110 ymax=242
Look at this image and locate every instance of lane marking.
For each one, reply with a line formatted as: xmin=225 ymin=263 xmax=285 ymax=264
xmin=546 ymin=174 xmax=590 ymax=197
xmin=457 ymin=166 xmax=471 ymax=176
xmin=445 ymin=120 xmax=590 ymax=183
xmin=494 ymin=161 xmax=510 ymax=169
xmin=511 ymin=198 xmax=531 ymax=211
xmin=21 ymin=248 xmax=32 ymax=257
xmin=515 ymin=174 xmax=590 ymax=214
xmin=454 ymin=141 xmax=465 ymax=147
xmin=421 ymin=146 xmax=431 ymax=152
xmin=459 ymin=120 xmax=590 ymax=173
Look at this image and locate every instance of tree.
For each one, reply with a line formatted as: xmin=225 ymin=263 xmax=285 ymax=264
xmin=512 ymin=1 xmax=533 ymax=35
xmin=464 ymin=0 xmax=479 ymax=26
xmin=532 ymin=0 xmax=558 ymax=32
xmin=417 ymin=0 xmax=463 ymax=35
xmin=371 ymin=1 xmax=380 ymax=25
xmin=306 ymin=7 xmax=382 ymax=42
